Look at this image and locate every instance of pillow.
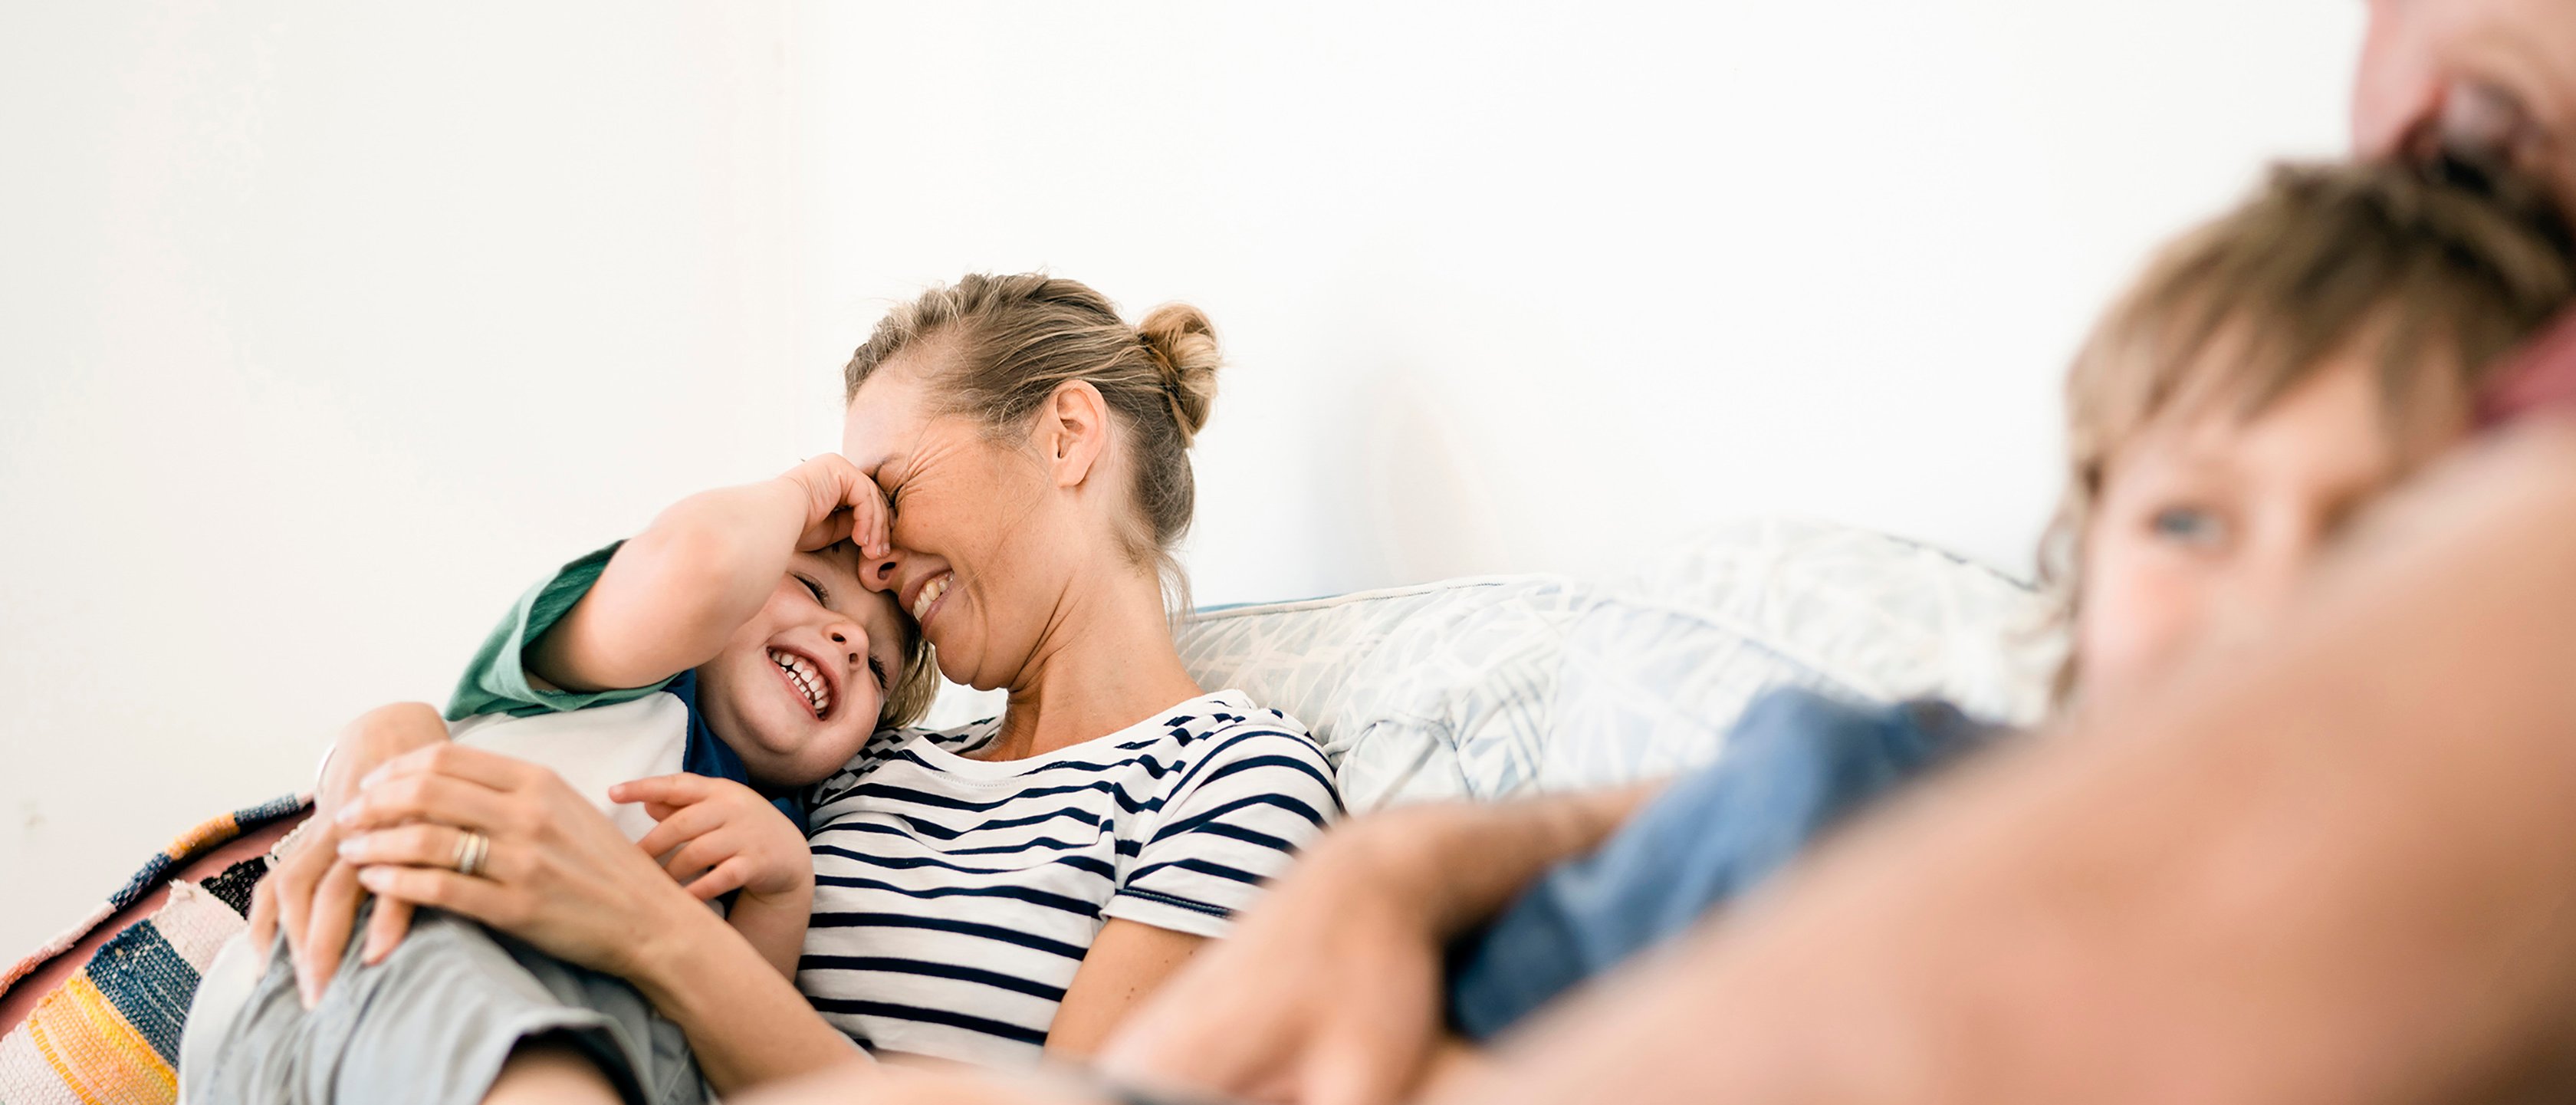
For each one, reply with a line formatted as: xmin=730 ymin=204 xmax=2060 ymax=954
xmin=922 ymin=515 xmax=2060 ymax=811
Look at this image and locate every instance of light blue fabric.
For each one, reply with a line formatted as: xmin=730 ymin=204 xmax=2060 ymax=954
xmin=1445 ymin=688 xmax=1999 ymax=1041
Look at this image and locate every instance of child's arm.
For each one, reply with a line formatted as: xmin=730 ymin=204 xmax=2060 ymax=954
xmin=528 ymin=455 xmax=892 ymax=694
xmin=616 ymin=774 xmax=817 ymax=979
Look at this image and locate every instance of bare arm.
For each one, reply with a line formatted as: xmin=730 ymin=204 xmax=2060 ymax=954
xmin=1044 ymin=920 xmax=1207 ymax=1058
xmin=725 ymin=888 xmax=813 ymax=981
xmin=528 ymin=455 xmax=889 ymax=693
xmin=1430 ymin=420 xmax=2576 ymax=1105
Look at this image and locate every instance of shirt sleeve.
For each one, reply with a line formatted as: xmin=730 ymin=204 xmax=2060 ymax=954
xmin=445 ymin=541 xmax=675 ymax=721
xmin=1107 ymin=720 xmax=1343 ymax=938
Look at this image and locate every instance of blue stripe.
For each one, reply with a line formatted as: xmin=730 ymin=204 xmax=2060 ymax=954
xmin=84 ymin=921 xmax=199 ymax=1062
xmin=1130 ymin=856 xmax=1267 ymax=888
xmin=1150 ymin=791 xmax=1333 ymax=845
xmin=1158 ymin=728 xmax=1317 ymax=798
xmin=811 ymin=805 xmax=1105 ymax=843
xmin=807 ymin=998 xmax=1050 ymax=1047
xmin=843 ymin=779 xmax=1168 ymax=817
xmin=799 ymin=955 xmax=1069 ymax=1001
xmin=805 ymin=911 xmax=1091 ymax=959
xmin=812 ymin=843 xmax=1116 ymax=880
xmin=1198 ymin=751 xmax=1337 ymax=804
xmin=815 ymin=873 xmax=1102 ymax=918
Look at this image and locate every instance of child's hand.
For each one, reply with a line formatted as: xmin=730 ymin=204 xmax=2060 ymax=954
xmin=777 ymin=453 xmax=893 ymax=559
xmin=615 ymin=773 xmax=813 ymax=903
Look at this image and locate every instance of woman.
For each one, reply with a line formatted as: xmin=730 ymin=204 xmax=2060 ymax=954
xmin=255 ymin=274 xmax=1342 ymax=1101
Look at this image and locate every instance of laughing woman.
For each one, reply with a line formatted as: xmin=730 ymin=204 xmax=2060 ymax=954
xmin=249 ymin=274 xmax=1342 ymax=1102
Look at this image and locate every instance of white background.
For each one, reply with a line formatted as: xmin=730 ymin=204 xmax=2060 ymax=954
xmin=0 ymin=2 xmax=2358 ymax=958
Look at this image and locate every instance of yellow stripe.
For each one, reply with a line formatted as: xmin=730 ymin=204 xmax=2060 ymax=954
xmin=25 ymin=975 xmax=175 ymax=1104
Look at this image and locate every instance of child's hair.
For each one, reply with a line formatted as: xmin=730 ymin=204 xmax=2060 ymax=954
xmin=843 ymin=273 xmax=1222 ymax=613
xmin=881 ymin=611 xmax=938 ymax=730
xmin=2037 ymin=161 xmax=2575 ymax=702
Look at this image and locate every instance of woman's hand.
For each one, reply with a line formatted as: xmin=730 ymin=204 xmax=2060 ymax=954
xmin=245 ymin=702 xmax=449 ymax=1006
xmin=333 ymin=742 xmax=711 ymax=982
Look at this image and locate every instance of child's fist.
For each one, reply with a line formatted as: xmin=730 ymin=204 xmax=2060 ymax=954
xmin=777 ymin=454 xmax=892 ymax=558
xmin=616 ymin=773 xmax=813 ymax=903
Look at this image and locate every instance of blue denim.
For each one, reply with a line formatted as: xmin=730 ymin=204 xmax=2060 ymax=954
xmin=1445 ymin=689 xmax=1997 ymax=1041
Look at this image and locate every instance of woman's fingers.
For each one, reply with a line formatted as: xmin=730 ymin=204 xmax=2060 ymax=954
xmin=356 ymin=864 xmax=514 ymax=927
xmin=340 ymin=771 xmax=518 ymax=834
xmin=360 ymin=897 xmax=415 ymax=965
xmin=340 ymin=821 xmax=500 ymax=874
xmin=356 ymin=741 xmax=534 ymax=795
xmin=246 ymin=876 xmax=279 ymax=949
xmin=296 ymin=859 xmax=365 ymax=1007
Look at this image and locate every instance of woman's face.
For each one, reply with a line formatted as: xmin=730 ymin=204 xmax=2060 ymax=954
xmin=840 ymin=346 xmax=1098 ymax=692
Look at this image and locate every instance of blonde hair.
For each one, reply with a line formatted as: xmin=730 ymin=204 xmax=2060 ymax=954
xmin=2039 ymin=162 xmax=2574 ymax=703
xmin=843 ymin=273 xmax=1221 ymax=612
xmin=879 ymin=606 xmax=938 ymax=730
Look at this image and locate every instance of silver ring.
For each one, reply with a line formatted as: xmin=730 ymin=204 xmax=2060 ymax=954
xmin=453 ymin=830 xmax=491 ymax=879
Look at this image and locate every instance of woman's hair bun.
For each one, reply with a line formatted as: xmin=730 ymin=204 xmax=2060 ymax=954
xmin=1136 ymin=302 xmax=1221 ymax=445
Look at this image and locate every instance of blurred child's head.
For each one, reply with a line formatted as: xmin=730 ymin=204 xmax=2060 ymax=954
xmin=694 ymin=541 xmax=940 ymax=788
xmin=2044 ymin=163 xmax=2572 ymax=706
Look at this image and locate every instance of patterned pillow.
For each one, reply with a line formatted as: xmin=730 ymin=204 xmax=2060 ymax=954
xmin=922 ymin=516 xmax=2062 ymax=812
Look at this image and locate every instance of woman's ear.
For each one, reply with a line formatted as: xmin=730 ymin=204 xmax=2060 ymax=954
xmin=1037 ymin=380 xmax=1112 ymax=489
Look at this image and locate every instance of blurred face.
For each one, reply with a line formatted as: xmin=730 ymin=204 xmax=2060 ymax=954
xmin=2075 ymin=354 xmax=2471 ymax=703
xmin=694 ymin=542 xmax=909 ymax=787
xmin=2355 ymin=0 xmax=2576 ymax=215
xmin=842 ymin=347 xmax=1111 ymax=693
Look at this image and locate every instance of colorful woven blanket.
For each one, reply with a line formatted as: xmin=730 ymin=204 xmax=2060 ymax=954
xmin=0 ymin=794 xmax=306 ymax=1105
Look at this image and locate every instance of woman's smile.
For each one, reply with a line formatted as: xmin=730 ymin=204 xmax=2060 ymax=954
xmin=906 ymin=571 xmax=955 ymax=629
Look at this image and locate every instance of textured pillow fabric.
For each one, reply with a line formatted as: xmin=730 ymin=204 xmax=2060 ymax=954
xmin=923 ymin=515 xmax=2061 ymax=812
xmin=1539 ymin=517 xmax=2058 ymax=791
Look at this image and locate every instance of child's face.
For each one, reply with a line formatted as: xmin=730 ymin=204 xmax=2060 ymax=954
xmin=694 ymin=542 xmax=912 ymax=788
xmin=2076 ymin=354 xmax=2469 ymax=704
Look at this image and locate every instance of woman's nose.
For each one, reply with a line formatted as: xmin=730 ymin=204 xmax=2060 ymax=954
xmin=859 ymin=548 xmax=902 ymax=594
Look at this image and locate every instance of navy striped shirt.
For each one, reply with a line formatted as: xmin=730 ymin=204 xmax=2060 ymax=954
xmin=797 ymin=690 xmax=1340 ymax=1067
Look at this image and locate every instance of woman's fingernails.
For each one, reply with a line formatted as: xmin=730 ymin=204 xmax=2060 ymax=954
xmin=334 ymin=801 xmax=363 ymax=825
xmin=337 ymin=836 xmax=363 ymax=858
xmin=357 ymin=867 xmax=391 ymax=891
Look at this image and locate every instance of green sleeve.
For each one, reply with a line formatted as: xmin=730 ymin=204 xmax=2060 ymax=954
xmin=445 ymin=541 xmax=677 ymax=721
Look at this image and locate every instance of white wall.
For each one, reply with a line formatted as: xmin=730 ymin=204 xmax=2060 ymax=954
xmin=0 ymin=2 xmax=2359 ymax=957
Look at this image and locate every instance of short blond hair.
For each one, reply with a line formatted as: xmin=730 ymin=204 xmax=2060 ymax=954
xmin=2039 ymin=162 xmax=2574 ymax=702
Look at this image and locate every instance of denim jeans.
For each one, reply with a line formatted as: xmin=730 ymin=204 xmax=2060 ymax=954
xmin=1445 ymin=688 xmax=1998 ymax=1041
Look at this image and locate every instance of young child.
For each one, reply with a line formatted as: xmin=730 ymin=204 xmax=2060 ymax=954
xmin=1443 ymin=160 xmax=2576 ymax=1040
xmin=183 ymin=454 xmax=940 ymax=1105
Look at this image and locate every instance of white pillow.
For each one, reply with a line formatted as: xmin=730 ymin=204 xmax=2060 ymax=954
xmin=924 ymin=516 xmax=2062 ymax=812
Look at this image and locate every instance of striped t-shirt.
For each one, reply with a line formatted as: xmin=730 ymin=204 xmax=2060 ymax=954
xmin=796 ymin=689 xmax=1340 ymax=1067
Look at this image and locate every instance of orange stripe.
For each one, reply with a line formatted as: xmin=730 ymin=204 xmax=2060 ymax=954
xmin=163 ymin=813 xmax=239 ymax=861
xmin=25 ymin=975 xmax=175 ymax=1104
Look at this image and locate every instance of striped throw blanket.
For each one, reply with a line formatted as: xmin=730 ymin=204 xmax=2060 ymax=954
xmin=0 ymin=794 xmax=306 ymax=1105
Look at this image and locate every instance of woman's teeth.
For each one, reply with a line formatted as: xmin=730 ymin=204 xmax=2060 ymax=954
xmin=768 ymin=649 xmax=830 ymax=718
xmin=912 ymin=574 xmax=951 ymax=621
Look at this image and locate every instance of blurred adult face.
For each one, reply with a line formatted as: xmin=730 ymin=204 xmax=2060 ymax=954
xmin=2355 ymin=0 xmax=2576 ymax=215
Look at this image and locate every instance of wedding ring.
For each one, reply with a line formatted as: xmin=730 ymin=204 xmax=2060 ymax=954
xmin=453 ymin=830 xmax=491 ymax=879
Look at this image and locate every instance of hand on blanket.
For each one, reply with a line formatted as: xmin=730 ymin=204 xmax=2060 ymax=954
xmin=247 ymin=702 xmax=449 ymax=1007
xmin=618 ymin=773 xmax=813 ymax=903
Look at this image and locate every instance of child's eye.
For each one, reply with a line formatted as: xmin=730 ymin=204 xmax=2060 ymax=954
xmin=867 ymin=656 xmax=889 ymax=692
xmin=797 ymin=574 xmax=830 ymax=604
xmin=2150 ymin=506 xmax=2226 ymax=548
